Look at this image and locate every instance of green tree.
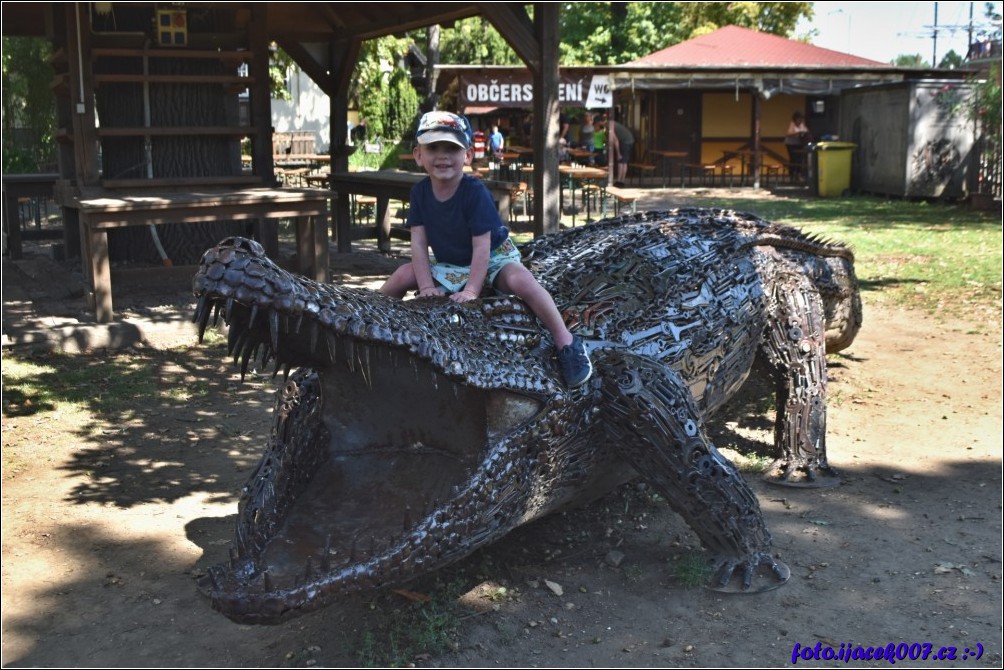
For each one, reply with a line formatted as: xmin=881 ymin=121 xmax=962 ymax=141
xmin=558 ymin=2 xmax=813 ymax=65
xmin=436 ymin=17 xmax=521 ymax=65
xmin=384 ymin=66 xmax=420 ymax=141
xmin=937 ymin=49 xmax=965 ymax=69
xmin=2 ymin=37 xmax=56 ymax=172
xmin=892 ymin=53 xmax=929 ymax=67
xmin=351 ymin=36 xmax=418 ymax=140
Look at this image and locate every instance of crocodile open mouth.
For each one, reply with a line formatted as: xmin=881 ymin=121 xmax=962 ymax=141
xmin=252 ymin=339 xmax=543 ymax=587
xmin=196 ymin=293 xmax=543 ymax=622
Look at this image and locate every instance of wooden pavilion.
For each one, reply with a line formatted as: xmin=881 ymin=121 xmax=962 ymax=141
xmin=1 ymin=2 xmax=567 ymax=321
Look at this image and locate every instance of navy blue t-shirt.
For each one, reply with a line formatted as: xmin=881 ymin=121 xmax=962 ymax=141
xmin=406 ymin=175 xmax=509 ymax=266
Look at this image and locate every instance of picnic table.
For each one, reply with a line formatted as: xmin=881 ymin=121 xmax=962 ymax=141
xmin=648 ymin=150 xmax=689 ymax=188
xmin=2 ymin=173 xmax=59 ymax=259
xmin=76 ymin=187 xmax=330 ymax=322
xmin=327 ymin=170 xmax=521 ymax=253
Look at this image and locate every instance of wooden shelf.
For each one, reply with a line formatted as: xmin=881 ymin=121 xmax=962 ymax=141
xmin=94 ymin=74 xmax=253 ymax=85
xmin=97 ymin=126 xmax=256 ymax=138
xmin=101 ymin=176 xmax=265 ymax=189
xmin=92 ymin=47 xmax=252 ymax=62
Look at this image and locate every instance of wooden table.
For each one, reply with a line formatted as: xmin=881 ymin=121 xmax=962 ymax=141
xmin=327 ymin=170 xmax=520 ymax=253
xmin=77 ymin=187 xmax=330 ymax=323
xmin=559 ymin=165 xmax=608 ymax=226
xmin=648 ymin=150 xmax=689 ymax=188
xmin=3 ymin=173 xmax=59 ymax=259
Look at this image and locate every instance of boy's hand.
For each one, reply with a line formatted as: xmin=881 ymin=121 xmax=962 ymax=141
xmin=450 ymin=289 xmax=480 ymax=303
xmin=417 ymin=286 xmax=445 ymax=299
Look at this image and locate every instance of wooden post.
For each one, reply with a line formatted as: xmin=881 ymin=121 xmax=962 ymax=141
xmin=532 ymin=3 xmax=560 ymax=237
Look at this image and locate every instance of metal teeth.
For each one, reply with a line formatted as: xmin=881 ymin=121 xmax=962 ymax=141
xmin=269 ymin=311 xmax=280 ymax=355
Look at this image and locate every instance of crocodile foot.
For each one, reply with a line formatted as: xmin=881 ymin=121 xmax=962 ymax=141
xmin=708 ymin=552 xmax=790 ymax=594
xmin=763 ymin=459 xmax=841 ymax=489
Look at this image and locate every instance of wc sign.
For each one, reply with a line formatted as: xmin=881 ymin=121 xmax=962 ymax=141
xmin=585 ymin=75 xmax=612 ymax=109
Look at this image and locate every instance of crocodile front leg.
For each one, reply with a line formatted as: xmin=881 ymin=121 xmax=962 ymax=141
xmin=760 ymin=258 xmax=840 ymax=488
xmin=596 ymin=351 xmax=789 ymax=593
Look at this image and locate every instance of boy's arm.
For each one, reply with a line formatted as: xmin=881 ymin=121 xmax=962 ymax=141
xmin=451 ymin=231 xmax=491 ymax=303
xmin=410 ymin=226 xmax=444 ymax=298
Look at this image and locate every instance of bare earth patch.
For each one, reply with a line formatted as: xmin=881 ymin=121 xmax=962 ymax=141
xmin=2 ymin=210 xmax=1001 ymax=667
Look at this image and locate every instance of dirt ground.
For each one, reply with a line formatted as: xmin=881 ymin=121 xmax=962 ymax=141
xmin=2 ymin=193 xmax=1002 ymax=668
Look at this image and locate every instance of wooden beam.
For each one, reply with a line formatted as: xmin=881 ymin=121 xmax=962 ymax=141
xmin=66 ymin=3 xmax=100 ymax=186
xmin=531 ymin=2 xmax=560 ymax=237
xmin=479 ymin=3 xmax=539 ymax=72
xmin=249 ymin=4 xmax=274 ymax=182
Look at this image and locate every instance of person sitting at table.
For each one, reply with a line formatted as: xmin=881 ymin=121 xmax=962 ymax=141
xmin=380 ymin=111 xmax=593 ymax=388
xmin=785 ymin=111 xmax=813 ymax=181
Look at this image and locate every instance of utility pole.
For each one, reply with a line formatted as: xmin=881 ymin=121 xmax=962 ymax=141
xmin=932 ymin=1 xmax=939 ymax=67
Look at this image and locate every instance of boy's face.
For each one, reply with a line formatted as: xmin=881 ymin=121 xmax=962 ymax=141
xmin=414 ymin=141 xmax=471 ymax=182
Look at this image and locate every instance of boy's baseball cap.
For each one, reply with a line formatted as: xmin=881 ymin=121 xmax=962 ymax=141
xmin=416 ymin=111 xmax=471 ymax=149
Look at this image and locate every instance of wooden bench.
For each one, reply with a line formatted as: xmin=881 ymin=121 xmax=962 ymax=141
xmin=273 ymin=131 xmax=317 ymax=167
xmin=76 ymin=187 xmax=330 ymax=322
xmin=604 ymin=186 xmax=637 ymax=216
xmin=627 ymin=148 xmax=657 ymax=186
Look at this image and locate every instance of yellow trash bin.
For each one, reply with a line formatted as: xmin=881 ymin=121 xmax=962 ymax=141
xmin=815 ymin=142 xmax=856 ymax=197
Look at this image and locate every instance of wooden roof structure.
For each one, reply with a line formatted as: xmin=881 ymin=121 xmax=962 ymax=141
xmin=1 ymin=2 xmax=567 ymax=239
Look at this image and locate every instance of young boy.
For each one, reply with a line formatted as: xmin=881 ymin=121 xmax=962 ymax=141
xmin=380 ymin=111 xmax=592 ymax=388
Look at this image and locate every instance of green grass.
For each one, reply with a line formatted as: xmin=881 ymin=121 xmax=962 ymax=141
xmin=669 ymin=551 xmax=714 ymax=588
xmin=349 ymin=589 xmax=462 ymax=668
xmin=699 ymin=195 xmax=1002 ymax=324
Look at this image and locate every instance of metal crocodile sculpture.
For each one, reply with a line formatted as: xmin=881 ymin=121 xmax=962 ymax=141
xmin=191 ymin=208 xmax=861 ymax=625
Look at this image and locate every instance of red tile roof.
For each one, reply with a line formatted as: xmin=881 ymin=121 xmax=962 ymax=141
xmin=629 ymin=25 xmax=888 ymax=68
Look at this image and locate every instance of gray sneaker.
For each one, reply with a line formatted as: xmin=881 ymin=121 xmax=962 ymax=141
xmin=557 ymin=335 xmax=593 ymax=388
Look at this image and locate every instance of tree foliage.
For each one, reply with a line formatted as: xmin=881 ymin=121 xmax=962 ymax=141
xmin=892 ymin=53 xmax=928 ymax=68
xmin=436 ymin=17 xmax=521 ymax=65
xmin=351 ymin=36 xmax=421 ymax=140
xmin=2 ymin=37 xmax=56 ymax=172
xmin=558 ymin=1 xmax=813 ymax=64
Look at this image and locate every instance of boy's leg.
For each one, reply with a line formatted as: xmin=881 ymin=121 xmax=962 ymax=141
xmin=495 ymin=263 xmax=592 ymax=387
xmin=495 ymin=264 xmax=572 ymax=348
xmin=379 ymin=263 xmax=418 ymax=298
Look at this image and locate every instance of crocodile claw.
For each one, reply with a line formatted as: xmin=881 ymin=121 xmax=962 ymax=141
xmin=763 ymin=459 xmax=842 ymax=489
xmin=709 ymin=553 xmax=790 ymax=593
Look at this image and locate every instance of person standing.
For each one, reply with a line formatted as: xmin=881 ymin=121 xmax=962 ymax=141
xmin=489 ymin=124 xmax=504 ymax=159
xmin=579 ymin=111 xmax=596 ymax=164
xmin=785 ymin=111 xmax=812 ymax=181
xmin=608 ymin=113 xmax=634 ymax=187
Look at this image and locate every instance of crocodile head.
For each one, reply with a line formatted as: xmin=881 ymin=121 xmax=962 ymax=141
xmin=191 ymin=237 xmax=614 ymax=624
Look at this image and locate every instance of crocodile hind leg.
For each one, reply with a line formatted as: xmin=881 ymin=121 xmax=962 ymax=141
xmin=760 ymin=259 xmax=841 ymax=487
xmin=597 ymin=351 xmax=790 ymax=593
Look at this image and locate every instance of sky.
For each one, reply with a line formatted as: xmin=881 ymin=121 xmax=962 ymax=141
xmin=795 ymin=1 xmax=1001 ymax=64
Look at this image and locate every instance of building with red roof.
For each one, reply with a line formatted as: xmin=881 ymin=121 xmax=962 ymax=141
xmin=608 ymin=25 xmax=974 ymax=191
